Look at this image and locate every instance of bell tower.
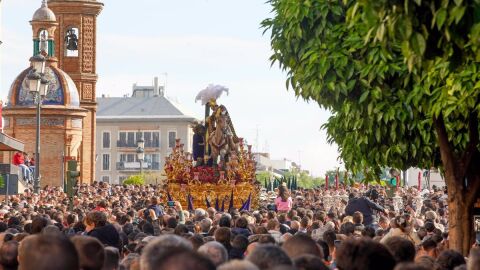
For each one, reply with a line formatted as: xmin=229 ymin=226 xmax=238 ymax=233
xmin=48 ymin=0 xmax=103 ymax=183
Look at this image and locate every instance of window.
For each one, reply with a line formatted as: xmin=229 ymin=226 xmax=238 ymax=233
xmin=102 ymin=132 xmax=110 ymax=149
xmin=119 ymin=176 xmax=127 ymax=183
xmin=136 ymin=131 xmax=143 ymax=143
xmin=101 ymin=176 xmax=110 ymax=183
xmin=152 ymin=132 xmax=160 ymax=147
xmin=65 ymin=27 xmax=79 ymax=57
xmin=127 ymin=132 xmax=135 ymax=147
xmin=102 ymin=154 xmax=110 ymax=171
xmin=144 ymin=153 xmax=161 ymax=170
xmin=118 ymin=132 xmax=127 ymax=147
xmin=168 ymin=131 xmax=177 ymax=148
xmin=152 ymin=154 xmax=160 ymax=170
xmin=119 ymin=153 xmax=136 ymax=162
xmin=144 ymin=132 xmax=152 ymax=147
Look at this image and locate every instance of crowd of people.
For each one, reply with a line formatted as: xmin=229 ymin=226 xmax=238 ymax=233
xmin=0 ymin=181 xmax=479 ymax=270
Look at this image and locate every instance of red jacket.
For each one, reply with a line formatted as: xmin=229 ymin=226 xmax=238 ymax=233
xmin=13 ymin=153 xmax=24 ymax=166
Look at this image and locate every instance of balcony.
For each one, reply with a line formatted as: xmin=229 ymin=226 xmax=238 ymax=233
xmin=116 ymin=162 xmax=161 ymax=171
xmin=116 ymin=140 xmax=160 ymax=148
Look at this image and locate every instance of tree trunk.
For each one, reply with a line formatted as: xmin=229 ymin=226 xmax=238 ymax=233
xmin=447 ymin=181 xmax=474 ymax=255
xmin=435 ymin=115 xmax=480 ymax=256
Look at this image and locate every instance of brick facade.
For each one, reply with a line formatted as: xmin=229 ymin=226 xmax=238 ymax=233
xmin=48 ymin=0 xmax=103 ymax=184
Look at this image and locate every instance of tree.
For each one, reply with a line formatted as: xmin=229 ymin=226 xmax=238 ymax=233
xmin=262 ymin=0 xmax=480 ymax=254
xmin=123 ymin=175 xmax=145 ymax=186
xmin=283 ymin=171 xmax=324 ymax=189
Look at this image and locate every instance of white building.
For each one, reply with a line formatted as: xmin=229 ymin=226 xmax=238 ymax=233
xmin=95 ymin=78 xmax=197 ymax=183
xmin=405 ymin=167 xmax=445 ymax=189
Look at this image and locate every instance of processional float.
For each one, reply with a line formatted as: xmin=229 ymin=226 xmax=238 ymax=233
xmin=163 ymin=85 xmax=260 ymax=210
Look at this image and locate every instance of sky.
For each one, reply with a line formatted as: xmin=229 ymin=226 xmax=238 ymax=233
xmin=0 ymin=0 xmax=341 ymax=176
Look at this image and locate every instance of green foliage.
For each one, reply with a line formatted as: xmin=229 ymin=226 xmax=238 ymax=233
xmin=123 ymin=175 xmax=145 ymax=185
xmin=0 ymin=175 xmax=4 ymax=189
xmin=283 ymin=171 xmax=323 ymax=189
xmin=262 ymin=0 xmax=480 ymax=177
xmin=256 ymin=171 xmax=272 ymax=183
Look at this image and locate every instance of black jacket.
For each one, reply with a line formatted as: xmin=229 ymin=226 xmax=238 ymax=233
xmin=345 ymin=197 xmax=385 ymax=226
xmin=88 ymin=224 xmax=120 ymax=249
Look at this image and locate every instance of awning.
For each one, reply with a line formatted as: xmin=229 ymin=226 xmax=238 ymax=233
xmin=0 ymin=133 xmax=24 ymax=152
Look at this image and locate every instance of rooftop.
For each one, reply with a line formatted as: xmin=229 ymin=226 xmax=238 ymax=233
xmin=97 ymin=95 xmax=197 ymax=122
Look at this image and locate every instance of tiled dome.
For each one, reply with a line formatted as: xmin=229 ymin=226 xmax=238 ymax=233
xmin=7 ymin=65 xmax=80 ymax=107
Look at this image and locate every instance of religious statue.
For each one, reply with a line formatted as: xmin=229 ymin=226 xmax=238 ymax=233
xmin=207 ymin=107 xmax=238 ymax=167
xmin=192 ymin=122 xmax=207 ymax=166
xmin=65 ymin=28 xmax=78 ymax=51
xmin=39 ymin=30 xmax=48 ymax=54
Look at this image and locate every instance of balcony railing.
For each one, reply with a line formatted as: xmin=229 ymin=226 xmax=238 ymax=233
xmin=116 ymin=162 xmax=161 ymax=171
xmin=116 ymin=140 xmax=160 ymax=148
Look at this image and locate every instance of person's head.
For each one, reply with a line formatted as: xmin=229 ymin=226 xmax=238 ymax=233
xmin=18 ymin=234 xmax=79 ymax=270
xmin=85 ymin=211 xmax=107 ymax=228
xmin=323 ymin=229 xmax=336 ymax=251
xmin=214 ymin=227 xmax=231 ymax=247
xmin=200 ymin=218 xmax=212 ymax=233
xmin=278 ymin=185 xmax=290 ymax=202
xmin=267 ymin=219 xmax=280 ymax=231
xmin=394 ymin=215 xmax=410 ymax=232
xmin=71 ymin=236 xmax=105 ymax=270
xmin=246 ymin=244 xmax=292 ymax=269
xmin=467 ymin=247 xmax=480 ymax=270
xmin=232 ymin=235 xmax=249 ymax=251
xmin=434 ymin=250 xmax=465 ymax=270
xmin=188 ymin=234 xmax=205 ymax=250
xmin=379 ymin=216 xmax=390 ymax=230
xmin=235 ymin=217 xmax=248 ymax=229
xmin=166 ymin=216 xmax=177 ymax=229
xmin=217 ymin=259 xmax=259 ymax=270
xmin=340 ymin=222 xmax=355 ymax=236
xmin=336 ymin=239 xmax=396 ymax=270
xmin=352 ymin=211 xmax=363 ymax=224
xmin=293 ymin=254 xmax=329 ymax=270
xmin=142 ymin=222 xmax=154 ymax=235
xmin=383 ymin=236 xmax=416 ymax=263
xmin=0 ymin=240 xmax=19 ymax=270
xmin=282 ymin=233 xmax=322 ymax=259
xmin=150 ymin=196 xmax=159 ymax=206
xmin=30 ymin=216 xmax=48 ymax=234
xmin=393 ymin=262 xmax=430 ymax=270
xmin=415 ymin=256 xmax=435 ymax=269
xmin=198 ymin=241 xmax=228 ymax=266
xmin=144 ymin=247 xmax=215 ymax=270
xmin=140 ymin=235 xmax=193 ymax=270
xmin=103 ymin=247 xmax=120 ymax=270
xmin=174 ymin=224 xmax=189 ymax=235
xmin=120 ymin=253 xmax=139 ymax=270
xmin=219 ymin=215 xmax=232 ymax=228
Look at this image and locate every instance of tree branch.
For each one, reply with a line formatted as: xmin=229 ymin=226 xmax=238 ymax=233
xmin=434 ymin=115 xmax=456 ymax=167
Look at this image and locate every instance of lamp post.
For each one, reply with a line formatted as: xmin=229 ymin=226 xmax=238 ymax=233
xmin=27 ymin=54 xmax=49 ymax=194
xmin=136 ymin=134 xmax=145 ymax=175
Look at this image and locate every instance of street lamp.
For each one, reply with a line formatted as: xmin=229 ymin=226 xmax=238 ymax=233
xmin=136 ymin=134 xmax=145 ymax=175
xmin=27 ymin=54 xmax=49 ymax=194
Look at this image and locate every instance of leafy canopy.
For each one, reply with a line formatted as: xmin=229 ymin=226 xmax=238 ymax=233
xmin=262 ymin=0 xmax=480 ymax=176
xmin=123 ymin=175 xmax=146 ymax=186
